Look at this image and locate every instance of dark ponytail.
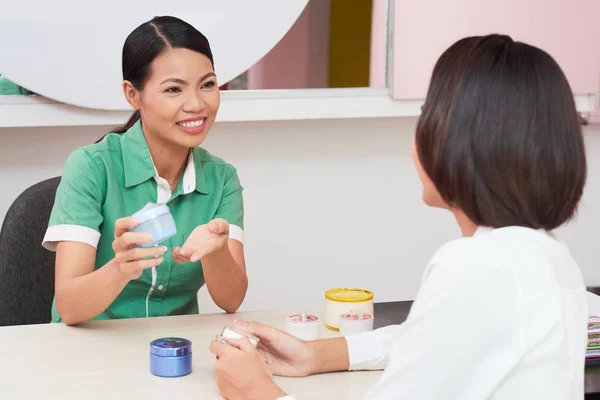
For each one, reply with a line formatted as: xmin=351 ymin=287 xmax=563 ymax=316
xmin=112 ymin=110 xmax=141 ymax=135
xmin=95 ymin=16 xmax=214 ymax=143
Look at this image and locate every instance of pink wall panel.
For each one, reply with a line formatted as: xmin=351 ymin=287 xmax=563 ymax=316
xmin=391 ymin=0 xmax=600 ymax=99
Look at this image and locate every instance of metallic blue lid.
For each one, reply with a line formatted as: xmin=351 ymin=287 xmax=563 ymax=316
xmin=132 ymin=203 xmax=171 ymax=223
xmin=150 ymin=337 xmax=192 ymax=357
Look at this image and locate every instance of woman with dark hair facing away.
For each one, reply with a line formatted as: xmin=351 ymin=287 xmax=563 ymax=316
xmin=43 ymin=16 xmax=247 ymax=324
xmin=209 ymin=34 xmax=588 ymax=400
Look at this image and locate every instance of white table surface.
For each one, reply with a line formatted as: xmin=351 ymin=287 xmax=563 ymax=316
xmin=0 ymin=309 xmax=382 ymax=399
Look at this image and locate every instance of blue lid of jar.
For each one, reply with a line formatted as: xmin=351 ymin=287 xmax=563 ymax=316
xmin=150 ymin=337 xmax=192 ymax=357
xmin=132 ymin=203 xmax=171 ymax=223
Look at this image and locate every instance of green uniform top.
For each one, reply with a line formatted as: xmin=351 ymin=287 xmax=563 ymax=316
xmin=43 ymin=120 xmax=244 ymax=322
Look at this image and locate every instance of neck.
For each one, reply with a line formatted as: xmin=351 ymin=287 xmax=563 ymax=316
xmin=144 ymin=132 xmax=189 ymax=189
xmin=452 ymin=209 xmax=479 ymax=237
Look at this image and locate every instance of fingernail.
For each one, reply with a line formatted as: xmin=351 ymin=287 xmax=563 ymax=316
xmin=234 ymin=319 xmax=247 ymax=326
xmin=155 ymin=257 xmax=163 ymax=264
xmin=158 ymin=246 xmax=168 ymax=254
xmin=145 ymin=235 xmax=154 ymax=242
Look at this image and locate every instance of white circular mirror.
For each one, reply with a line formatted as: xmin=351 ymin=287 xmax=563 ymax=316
xmin=0 ymin=0 xmax=309 ymax=110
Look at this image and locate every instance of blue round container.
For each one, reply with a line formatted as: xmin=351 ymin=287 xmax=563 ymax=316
xmin=150 ymin=337 xmax=192 ymax=377
xmin=129 ymin=203 xmax=177 ymax=248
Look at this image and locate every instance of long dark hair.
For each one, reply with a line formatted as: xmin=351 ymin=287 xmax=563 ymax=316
xmin=106 ymin=16 xmax=214 ymax=137
xmin=415 ymin=34 xmax=586 ymax=230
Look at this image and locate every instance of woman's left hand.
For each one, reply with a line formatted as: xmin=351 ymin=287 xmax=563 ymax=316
xmin=209 ymin=337 xmax=287 ymax=400
xmin=172 ymin=218 xmax=229 ymax=263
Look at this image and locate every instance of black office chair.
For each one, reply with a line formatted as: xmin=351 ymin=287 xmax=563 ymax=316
xmin=0 ymin=177 xmax=60 ymax=326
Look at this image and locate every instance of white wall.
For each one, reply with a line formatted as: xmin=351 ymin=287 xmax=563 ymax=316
xmin=0 ymin=117 xmax=598 ymax=314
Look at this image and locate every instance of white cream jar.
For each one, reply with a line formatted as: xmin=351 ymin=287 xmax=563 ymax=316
xmin=285 ymin=312 xmax=320 ymax=341
xmin=339 ymin=311 xmax=374 ymax=335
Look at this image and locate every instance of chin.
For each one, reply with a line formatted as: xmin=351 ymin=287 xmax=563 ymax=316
xmin=422 ymin=192 xmax=445 ymax=209
xmin=186 ymin=135 xmax=208 ymax=148
xmin=422 ymin=195 xmax=435 ymax=207
xmin=173 ymin=131 xmax=209 ymax=148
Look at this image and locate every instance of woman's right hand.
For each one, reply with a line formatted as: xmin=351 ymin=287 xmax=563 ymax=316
xmin=112 ymin=217 xmax=167 ymax=280
xmin=231 ymin=319 xmax=315 ymax=377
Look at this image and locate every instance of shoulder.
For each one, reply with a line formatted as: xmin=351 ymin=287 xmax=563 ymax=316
xmin=431 ymin=227 xmax=543 ymax=264
xmin=425 ymin=226 xmax=570 ymax=284
xmin=80 ymin=133 xmax=123 ymax=159
xmin=416 ymin=231 xmax=524 ymax=312
xmin=194 ymin=147 xmax=236 ymax=169
xmin=424 ymin=228 xmax=516 ymax=284
xmin=194 ymin=147 xmax=238 ymax=177
xmin=425 ymin=236 xmax=486 ymax=277
xmin=63 ymin=134 xmax=123 ymax=175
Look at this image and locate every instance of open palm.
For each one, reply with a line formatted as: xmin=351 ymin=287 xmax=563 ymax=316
xmin=176 ymin=218 xmax=229 ymax=263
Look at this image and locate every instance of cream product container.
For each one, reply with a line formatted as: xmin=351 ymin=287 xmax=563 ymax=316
xmin=150 ymin=337 xmax=192 ymax=377
xmin=285 ymin=312 xmax=320 ymax=341
xmin=324 ymin=288 xmax=374 ymax=331
xmin=129 ymin=202 xmax=177 ymax=248
xmin=217 ymin=325 xmax=260 ymax=347
xmin=338 ymin=311 xmax=374 ymax=336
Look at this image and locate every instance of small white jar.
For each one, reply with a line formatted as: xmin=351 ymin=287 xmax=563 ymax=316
xmin=324 ymin=288 xmax=374 ymax=331
xmin=339 ymin=311 xmax=374 ymax=336
xmin=285 ymin=313 xmax=320 ymax=341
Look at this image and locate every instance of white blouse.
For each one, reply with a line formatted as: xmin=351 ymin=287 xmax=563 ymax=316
xmin=282 ymin=226 xmax=588 ymax=399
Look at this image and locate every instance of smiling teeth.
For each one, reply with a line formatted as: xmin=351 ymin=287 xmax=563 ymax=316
xmin=178 ymin=119 xmax=205 ymax=128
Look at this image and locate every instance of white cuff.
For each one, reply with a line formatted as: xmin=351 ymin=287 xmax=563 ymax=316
xmin=229 ymin=224 xmax=244 ymax=244
xmin=345 ymin=330 xmax=386 ymax=371
xmin=42 ymin=224 xmax=101 ymax=251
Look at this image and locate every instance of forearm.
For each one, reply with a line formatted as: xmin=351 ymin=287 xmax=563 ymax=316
xmin=249 ymin=339 xmax=350 ymax=400
xmin=249 ymin=382 xmax=287 ymax=400
xmin=202 ymin=245 xmax=248 ymax=313
xmin=265 ymin=339 xmax=349 ymax=400
xmin=308 ymin=337 xmax=350 ymax=374
xmin=55 ymin=259 xmax=129 ymax=325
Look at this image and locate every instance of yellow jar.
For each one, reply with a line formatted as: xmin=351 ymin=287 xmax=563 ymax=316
xmin=324 ymin=288 xmax=374 ymax=331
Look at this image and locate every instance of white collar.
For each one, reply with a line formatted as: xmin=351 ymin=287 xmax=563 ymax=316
xmin=151 ymin=151 xmax=196 ymax=195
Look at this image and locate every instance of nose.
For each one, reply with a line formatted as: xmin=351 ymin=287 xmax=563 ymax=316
xmin=182 ymin=90 xmax=206 ymax=114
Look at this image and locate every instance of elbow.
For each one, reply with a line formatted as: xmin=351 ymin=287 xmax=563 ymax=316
xmin=55 ymin=291 xmax=83 ymax=326
xmin=56 ymin=305 xmax=80 ymax=326
xmin=61 ymin=315 xmax=80 ymax=326
xmin=222 ymin=296 xmax=244 ymax=314
xmin=223 ymin=299 xmax=245 ymax=314
xmin=222 ymin=281 xmax=248 ymax=314
xmin=55 ymin=304 xmax=79 ymax=326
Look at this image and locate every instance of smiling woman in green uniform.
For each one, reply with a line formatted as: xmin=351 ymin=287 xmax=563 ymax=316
xmin=42 ymin=16 xmax=248 ymax=325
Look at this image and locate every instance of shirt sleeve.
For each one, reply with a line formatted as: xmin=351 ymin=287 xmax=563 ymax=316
xmin=42 ymin=148 xmax=106 ymax=251
xmin=362 ymin=240 xmax=522 ymax=400
xmin=214 ymin=166 xmax=244 ymax=244
xmin=345 ymin=324 xmax=402 ymax=371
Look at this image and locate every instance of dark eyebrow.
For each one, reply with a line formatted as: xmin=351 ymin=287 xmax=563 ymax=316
xmin=159 ymin=73 xmax=216 ymax=86
xmin=200 ymin=72 xmax=216 ymax=81
xmin=160 ymin=77 xmax=187 ymax=85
